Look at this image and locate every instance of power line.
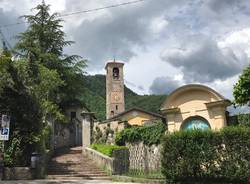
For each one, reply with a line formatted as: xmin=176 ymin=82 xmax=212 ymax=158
xmin=0 ymin=0 xmax=146 ymax=29
xmin=59 ymin=0 xmax=146 ymax=17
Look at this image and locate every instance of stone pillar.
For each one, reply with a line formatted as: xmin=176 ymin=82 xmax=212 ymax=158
xmin=82 ymin=114 xmax=91 ymax=149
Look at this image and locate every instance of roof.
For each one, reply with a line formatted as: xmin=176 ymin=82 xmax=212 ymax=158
xmin=161 ymin=84 xmax=230 ymax=111
xmin=105 ymin=60 xmax=124 ymax=69
xmin=64 ymin=101 xmax=97 ymax=119
xmin=104 ymin=107 xmax=165 ymax=123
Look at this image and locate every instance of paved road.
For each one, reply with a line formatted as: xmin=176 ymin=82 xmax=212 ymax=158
xmin=0 ymin=180 xmax=141 ymax=184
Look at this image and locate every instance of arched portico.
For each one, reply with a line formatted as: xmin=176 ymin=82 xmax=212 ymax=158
xmin=161 ymin=84 xmax=231 ymax=132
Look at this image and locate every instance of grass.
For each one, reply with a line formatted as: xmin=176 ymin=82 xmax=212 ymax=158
xmin=90 ymin=144 xmax=128 ymax=157
xmin=125 ymin=169 xmax=164 ymax=179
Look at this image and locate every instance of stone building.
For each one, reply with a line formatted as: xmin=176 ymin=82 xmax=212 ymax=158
xmin=51 ymin=104 xmax=95 ymax=150
xmin=160 ymin=84 xmax=231 ymax=132
xmin=106 ymin=61 xmax=125 ymax=119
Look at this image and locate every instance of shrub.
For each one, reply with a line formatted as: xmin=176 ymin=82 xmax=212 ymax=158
xmin=161 ymin=127 xmax=250 ymax=184
xmin=90 ymin=144 xmax=128 ymax=157
xmin=238 ymin=113 xmax=250 ymax=126
xmin=115 ymin=122 xmax=166 ymax=146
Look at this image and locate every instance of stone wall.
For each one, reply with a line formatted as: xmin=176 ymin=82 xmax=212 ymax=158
xmin=126 ymin=142 xmax=161 ymax=172
xmin=4 ymin=167 xmax=33 ymax=180
xmin=83 ymin=147 xmax=129 ymax=175
xmin=93 ymin=121 xmax=127 ymax=144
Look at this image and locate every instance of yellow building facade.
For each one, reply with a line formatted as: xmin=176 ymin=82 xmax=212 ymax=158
xmin=161 ymin=84 xmax=231 ymax=132
xmin=104 ymin=107 xmax=165 ymax=127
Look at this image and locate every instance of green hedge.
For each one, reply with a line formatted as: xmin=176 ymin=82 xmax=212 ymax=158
xmin=161 ymin=126 xmax=250 ymax=184
xmin=115 ymin=122 xmax=166 ymax=146
xmin=238 ymin=113 xmax=250 ymax=126
xmin=90 ymin=144 xmax=128 ymax=157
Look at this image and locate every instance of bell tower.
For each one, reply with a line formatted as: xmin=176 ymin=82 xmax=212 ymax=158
xmin=105 ymin=60 xmax=125 ymax=119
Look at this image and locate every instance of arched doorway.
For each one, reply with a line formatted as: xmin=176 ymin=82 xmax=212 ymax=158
xmin=181 ymin=116 xmax=211 ymax=130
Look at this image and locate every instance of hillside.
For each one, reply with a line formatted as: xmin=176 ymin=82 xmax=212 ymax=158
xmin=80 ymin=75 xmax=166 ymax=120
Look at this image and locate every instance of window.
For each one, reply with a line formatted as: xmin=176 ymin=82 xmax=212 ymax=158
xmin=111 ymin=111 xmax=114 ymax=116
xmin=113 ymin=67 xmax=119 ymax=79
xmin=70 ymin=112 xmax=76 ymax=120
xmin=116 ymin=105 xmax=118 ymax=110
xmin=181 ymin=116 xmax=210 ymax=130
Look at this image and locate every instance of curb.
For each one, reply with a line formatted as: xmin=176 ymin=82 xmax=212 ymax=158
xmin=112 ymin=175 xmax=165 ymax=183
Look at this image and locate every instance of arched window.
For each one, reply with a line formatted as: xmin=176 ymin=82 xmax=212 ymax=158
xmin=113 ymin=67 xmax=119 ymax=79
xmin=181 ymin=116 xmax=210 ymax=130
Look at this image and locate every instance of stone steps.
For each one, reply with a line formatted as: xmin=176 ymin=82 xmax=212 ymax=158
xmin=47 ymin=175 xmax=111 ymax=180
xmin=47 ymin=147 xmax=110 ymax=180
xmin=48 ymin=171 xmax=107 ymax=175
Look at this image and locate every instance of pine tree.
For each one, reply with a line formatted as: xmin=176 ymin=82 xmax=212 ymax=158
xmin=15 ymin=1 xmax=86 ymax=107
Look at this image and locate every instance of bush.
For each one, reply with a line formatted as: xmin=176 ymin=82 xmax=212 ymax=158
xmin=115 ymin=122 xmax=166 ymax=146
xmin=161 ymin=127 xmax=250 ymax=184
xmin=238 ymin=113 xmax=250 ymax=126
xmin=90 ymin=144 xmax=128 ymax=157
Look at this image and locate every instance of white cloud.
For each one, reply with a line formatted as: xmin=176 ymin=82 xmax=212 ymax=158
xmin=150 ymin=16 xmax=168 ymax=35
xmin=1 ymin=0 xmax=250 ymax=98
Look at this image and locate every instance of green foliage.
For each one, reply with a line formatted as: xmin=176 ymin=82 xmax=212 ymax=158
xmin=15 ymin=1 xmax=87 ymax=114
xmin=43 ymin=125 xmax=52 ymax=150
xmin=233 ymin=64 xmax=250 ymax=105
xmin=90 ymin=144 xmax=128 ymax=157
xmin=238 ymin=113 xmax=250 ymax=127
xmin=92 ymin=126 xmax=105 ymax=144
xmin=0 ymin=52 xmax=45 ymax=166
xmin=92 ymin=125 xmax=115 ymax=144
xmin=161 ymin=127 xmax=250 ymax=184
xmin=115 ymin=122 xmax=166 ymax=146
xmin=81 ymin=75 xmax=166 ymax=120
xmin=125 ymin=94 xmax=166 ymax=114
xmin=0 ymin=1 xmax=86 ymax=166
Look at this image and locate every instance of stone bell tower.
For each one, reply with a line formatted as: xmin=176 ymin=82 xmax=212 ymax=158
xmin=105 ymin=60 xmax=125 ymax=119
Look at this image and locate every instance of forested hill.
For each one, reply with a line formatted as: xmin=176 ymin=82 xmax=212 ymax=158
xmin=80 ymin=75 xmax=166 ymax=120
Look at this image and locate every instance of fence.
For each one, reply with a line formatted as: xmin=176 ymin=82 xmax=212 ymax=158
xmin=125 ymin=142 xmax=163 ymax=179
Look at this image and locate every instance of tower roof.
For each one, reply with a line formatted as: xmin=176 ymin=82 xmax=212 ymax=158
xmin=105 ymin=60 xmax=124 ymax=69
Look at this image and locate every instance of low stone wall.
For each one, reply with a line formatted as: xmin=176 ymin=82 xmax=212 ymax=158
xmin=3 ymin=150 xmax=52 ymax=180
xmin=4 ymin=167 xmax=33 ymax=180
xmin=126 ymin=142 xmax=161 ymax=172
xmin=83 ymin=147 xmax=129 ymax=175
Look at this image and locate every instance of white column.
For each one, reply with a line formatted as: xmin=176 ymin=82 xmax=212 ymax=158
xmin=82 ymin=115 xmax=91 ymax=149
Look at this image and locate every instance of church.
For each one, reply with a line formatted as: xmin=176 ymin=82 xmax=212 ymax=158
xmin=98 ymin=60 xmax=231 ymax=133
xmin=66 ymin=59 xmax=232 ymax=149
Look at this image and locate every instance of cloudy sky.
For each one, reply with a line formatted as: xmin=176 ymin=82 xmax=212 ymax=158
xmin=0 ymin=0 xmax=250 ymax=100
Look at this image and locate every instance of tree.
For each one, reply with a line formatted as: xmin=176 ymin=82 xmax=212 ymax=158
xmin=0 ymin=1 xmax=87 ymax=166
xmin=233 ymin=65 xmax=250 ymax=106
xmin=15 ymin=1 xmax=86 ymax=112
xmin=0 ymin=51 xmax=44 ymax=166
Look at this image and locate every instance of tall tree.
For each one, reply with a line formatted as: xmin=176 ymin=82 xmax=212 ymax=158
xmin=0 ymin=1 xmax=87 ymax=166
xmin=15 ymin=1 xmax=86 ymax=108
xmin=233 ymin=65 xmax=250 ymax=106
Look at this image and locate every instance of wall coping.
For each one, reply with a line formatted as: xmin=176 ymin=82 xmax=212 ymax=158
xmin=85 ymin=147 xmax=114 ymax=161
xmin=84 ymin=146 xmax=129 ymax=175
